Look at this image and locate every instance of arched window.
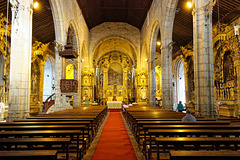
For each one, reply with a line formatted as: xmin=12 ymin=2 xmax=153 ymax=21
xmin=177 ymin=60 xmax=186 ymax=106
xmin=43 ymin=57 xmax=55 ymax=101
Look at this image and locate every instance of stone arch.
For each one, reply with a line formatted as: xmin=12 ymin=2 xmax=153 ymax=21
xmin=158 ymin=0 xmax=179 ymax=110
xmin=49 ymin=0 xmax=65 ymax=43
xmin=81 ymin=41 xmax=88 ymax=70
xmin=68 ymin=20 xmax=80 ymax=52
xmin=173 ymin=57 xmax=186 ymax=111
xmin=148 ymin=21 xmax=160 ymax=107
xmin=93 ymin=37 xmax=137 ymax=66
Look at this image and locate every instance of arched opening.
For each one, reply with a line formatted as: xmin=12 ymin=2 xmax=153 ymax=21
xmin=43 ymin=57 xmax=55 ymax=101
xmin=173 ymin=58 xmax=186 ymax=110
xmin=177 ymin=60 xmax=186 ymax=106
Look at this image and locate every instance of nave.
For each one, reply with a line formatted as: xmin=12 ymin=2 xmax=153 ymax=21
xmin=1 ymin=105 xmax=240 ymax=160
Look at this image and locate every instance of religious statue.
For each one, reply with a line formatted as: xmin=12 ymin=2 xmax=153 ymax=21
xmin=141 ymin=88 xmax=146 ymax=100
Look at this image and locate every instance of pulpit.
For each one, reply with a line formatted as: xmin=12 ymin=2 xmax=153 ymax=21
xmin=107 ymin=101 xmax=122 ymax=109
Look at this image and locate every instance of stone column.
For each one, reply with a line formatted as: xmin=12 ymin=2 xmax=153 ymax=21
xmin=53 ymin=47 xmax=63 ymax=111
xmin=7 ymin=0 xmax=33 ymax=122
xmin=192 ymin=0 xmax=215 ymax=117
xmin=161 ymin=43 xmax=173 ymax=110
xmin=148 ymin=60 xmax=156 ymax=107
xmin=73 ymin=52 xmax=81 ymax=107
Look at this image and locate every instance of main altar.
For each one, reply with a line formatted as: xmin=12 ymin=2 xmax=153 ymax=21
xmin=107 ymin=101 xmax=122 ymax=109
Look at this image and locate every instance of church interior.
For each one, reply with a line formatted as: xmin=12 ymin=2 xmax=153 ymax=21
xmin=1 ymin=0 xmax=240 ymax=159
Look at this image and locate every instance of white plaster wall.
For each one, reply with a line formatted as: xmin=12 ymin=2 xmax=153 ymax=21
xmin=89 ymin=22 xmax=140 ymax=68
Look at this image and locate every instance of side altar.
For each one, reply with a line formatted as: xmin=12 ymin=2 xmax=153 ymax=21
xmin=107 ymin=101 xmax=122 ymax=109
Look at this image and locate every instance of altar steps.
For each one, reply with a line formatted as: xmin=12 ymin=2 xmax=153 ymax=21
xmin=108 ymin=109 xmax=122 ymax=112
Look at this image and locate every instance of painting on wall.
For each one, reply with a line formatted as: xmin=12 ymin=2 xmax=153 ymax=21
xmin=66 ymin=64 xmax=74 ymax=79
xmin=108 ymin=62 xmax=123 ymax=85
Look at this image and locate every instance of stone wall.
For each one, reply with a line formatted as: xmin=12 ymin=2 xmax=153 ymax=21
xmin=49 ymin=0 xmax=90 ymax=110
xmin=140 ymin=0 xmax=178 ymax=108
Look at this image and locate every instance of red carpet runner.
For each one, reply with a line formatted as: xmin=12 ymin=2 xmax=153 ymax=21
xmin=91 ymin=111 xmax=137 ymax=160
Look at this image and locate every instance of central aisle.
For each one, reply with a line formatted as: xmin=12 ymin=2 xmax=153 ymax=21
xmin=91 ymin=111 xmax=137 ymax=160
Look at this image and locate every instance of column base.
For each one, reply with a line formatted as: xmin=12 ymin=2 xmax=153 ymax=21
xmin=149 ymin=101 xmax=157 ymax=107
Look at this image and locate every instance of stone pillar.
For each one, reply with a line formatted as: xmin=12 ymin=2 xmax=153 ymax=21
xmin=73 ymin=51 xmax=81 ymax=107
xmin=161 ymin=43 xmax=173 ymax=110
xmin=148 ymin=60 xmax=156 ymax=107
xmin=7 ymin=0 xmax=33 ymax=122
xmin=53 ymin=47 xmax=63 ymax=111
xmin=192 ymin=0 xmax=215 ymax=117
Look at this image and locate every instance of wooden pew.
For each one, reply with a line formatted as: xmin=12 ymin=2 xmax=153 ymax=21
xmin=142 ymin=129 xmax=240 ymax=159
xmin=0 ymin=138 xmax=71 ymax=160
xmin=0 ymin=150 xmax=58 ymax=160
xmin=135 ymin=122 xmax=231 ymax=145
xmin=135 ymin=121 xmax=230 ymax=142
xmin=0 ymin=125 xmax=87 ymax=159
xmin=0 ymin=121 xmax=93 ymax=141
xmin=152 ymin=137 xmax=240 ymax=160
xmin=0 ymin=130 xmax=82 ymax=159
xmin=170 ymin=151 xmax=240 ymax=160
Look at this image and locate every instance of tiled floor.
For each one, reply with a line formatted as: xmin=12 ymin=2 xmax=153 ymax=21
xmin=82 ymin=111 xmax=145 ymax=160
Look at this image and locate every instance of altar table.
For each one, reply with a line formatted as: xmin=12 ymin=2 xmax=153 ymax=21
xmin=107 ymin=101 xmax=122 ymax=109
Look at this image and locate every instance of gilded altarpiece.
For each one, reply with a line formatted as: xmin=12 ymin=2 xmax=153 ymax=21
xmin=96 ymin=52 xmax=134 ymax=104
xmin=0 ymin=13 xmax=10 ymax=109
xmin=136 ymin=68 xmax=148 ymax=103
xmin=30 ymin=41 xmax=50 ymax=114
xmin=155 ymin=66 xmax=162 ymax=99
xmin=81 ymin=68 xmax=94 ymax=104
xmin=212 ymin=24 xmax=239 ymax=117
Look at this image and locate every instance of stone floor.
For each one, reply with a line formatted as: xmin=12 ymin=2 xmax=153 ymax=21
xmin=82 ymin=111 xmax=145 ymax=160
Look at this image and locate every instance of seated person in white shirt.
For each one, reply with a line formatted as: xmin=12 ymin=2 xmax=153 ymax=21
xmin=182 ymin=109 xmax=196 ymax=121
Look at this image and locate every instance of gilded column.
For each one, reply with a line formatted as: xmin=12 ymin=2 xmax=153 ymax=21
xmin=233 ymin=55 xmax=240 ymax=117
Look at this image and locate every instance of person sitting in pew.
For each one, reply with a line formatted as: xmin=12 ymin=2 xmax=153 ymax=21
xmin=182 ymin=109 xmax=196 ymax=121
